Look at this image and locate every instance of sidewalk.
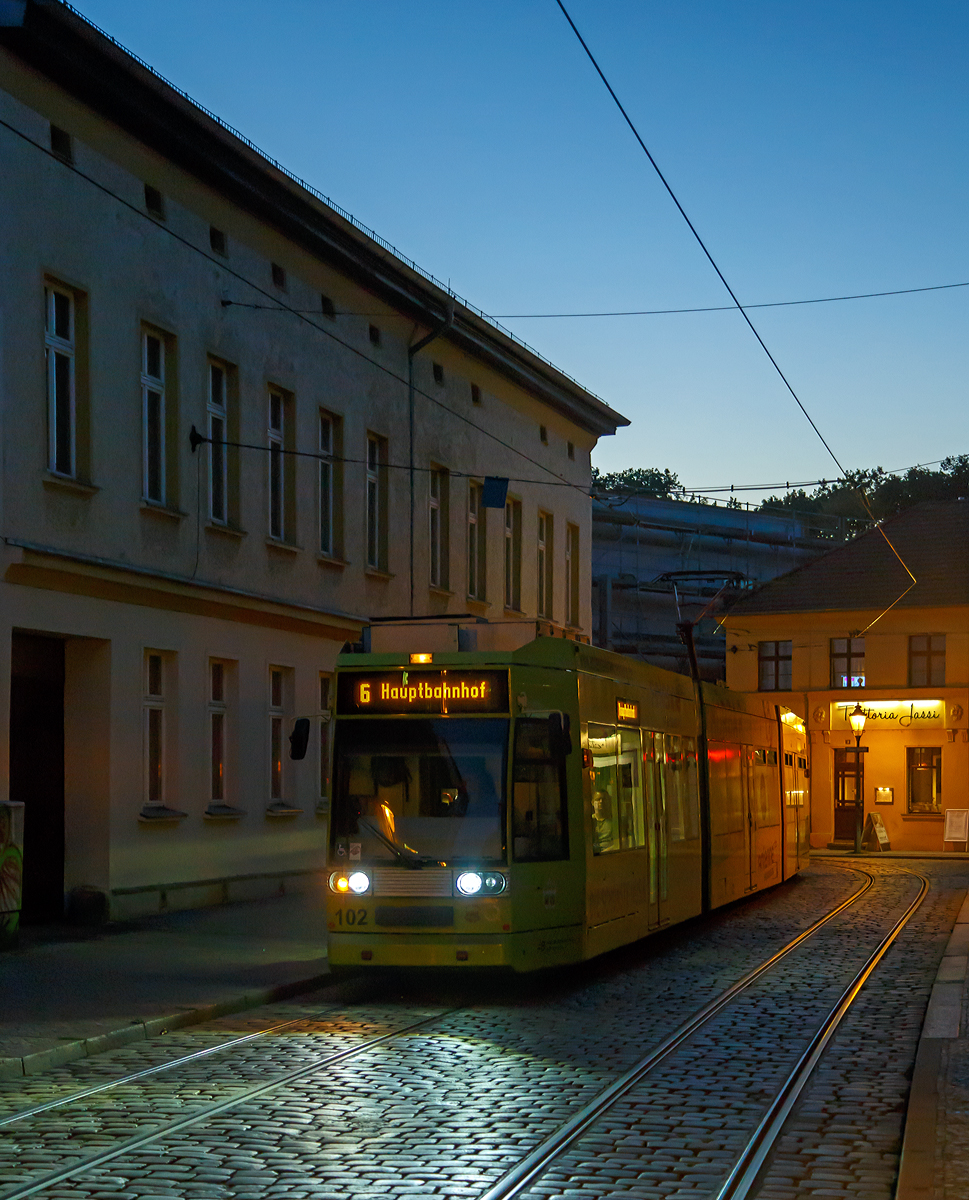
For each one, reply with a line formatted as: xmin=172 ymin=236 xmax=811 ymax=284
xmin=896 ymin=887 xmax=969 ymax=1199
xmin=0 ymin=884 xmax=330 ymax=1079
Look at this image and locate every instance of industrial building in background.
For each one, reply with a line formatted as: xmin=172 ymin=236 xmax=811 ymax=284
xmin=592 ymin=494 xmax=859 ymax=680
xmin=0 ymin=0 xmax=625 ymax=929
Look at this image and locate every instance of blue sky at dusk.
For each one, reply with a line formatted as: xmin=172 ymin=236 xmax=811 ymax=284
xmin=73 ymin=0 xmax=969 ymax=497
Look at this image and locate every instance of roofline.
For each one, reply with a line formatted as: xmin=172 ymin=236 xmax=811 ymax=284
xmin=2 ymin=0 xmax=628 ymax=438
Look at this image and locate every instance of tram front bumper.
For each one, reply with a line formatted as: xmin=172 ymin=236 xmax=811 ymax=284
xmin=327 ymin=926 xmax=584 ymax=970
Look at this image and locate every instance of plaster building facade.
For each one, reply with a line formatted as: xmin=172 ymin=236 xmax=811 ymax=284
xmin=0 ymin=1 xmax=626 ymax=925
xmin=724 ymin=502 xmax=969 ymax=853
xmin=592 ymin=495 xmax=856 ymax=680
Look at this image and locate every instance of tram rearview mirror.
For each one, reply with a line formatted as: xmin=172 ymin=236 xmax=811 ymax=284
xmin=289 ymin=718 xmax=310 ymax=760
xmin=548 ymin=712 xmax=572 ymax=757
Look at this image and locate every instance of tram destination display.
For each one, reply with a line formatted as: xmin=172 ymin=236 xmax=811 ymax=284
xmin=337 ymin=668 xmax=509 ymax=715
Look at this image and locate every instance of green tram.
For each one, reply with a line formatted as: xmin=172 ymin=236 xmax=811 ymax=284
xmin=326 ymin=637 xmax=809 ymax=973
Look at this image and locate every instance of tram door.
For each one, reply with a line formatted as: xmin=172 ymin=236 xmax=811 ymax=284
xmin=834 ymin=750 xmax=862 ymax=841
xmin=644 ymin=732 xmax=669 ymax=928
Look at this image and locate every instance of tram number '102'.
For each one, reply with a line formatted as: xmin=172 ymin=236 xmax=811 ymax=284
xmin=335 ymin=908 xmax=368 ymax=926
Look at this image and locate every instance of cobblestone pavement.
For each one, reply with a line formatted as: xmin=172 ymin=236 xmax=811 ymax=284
xmin=0 ymin=861 xmax=962 ymax=1200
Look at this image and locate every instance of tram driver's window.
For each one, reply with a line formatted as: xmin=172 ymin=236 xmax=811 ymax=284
xmin=512 ymin=718 xmax=568 ymax=861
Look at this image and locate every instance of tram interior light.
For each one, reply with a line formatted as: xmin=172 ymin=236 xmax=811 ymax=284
xmin=347 ymin=871 xmax=371 ymax=895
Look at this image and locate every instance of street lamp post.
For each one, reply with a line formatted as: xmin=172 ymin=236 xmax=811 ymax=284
xmin=848 ymin=702 xmax=867 ymax=853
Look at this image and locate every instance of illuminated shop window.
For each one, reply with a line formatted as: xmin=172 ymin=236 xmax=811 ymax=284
xmin=907 ymin=746 xmax=942 ymax=813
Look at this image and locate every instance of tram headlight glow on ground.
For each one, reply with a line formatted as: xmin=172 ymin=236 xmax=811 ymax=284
xmin=456 ymin=871 xmax=483 ymax=896
xmin=347 ymin=871 xmax=371 ymax=895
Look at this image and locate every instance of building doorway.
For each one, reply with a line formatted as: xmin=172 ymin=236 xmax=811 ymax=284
xmin=10 ymin=633 xmax=65 ymax=923
xmin=834 ymin=749 xmax=863 ymax=842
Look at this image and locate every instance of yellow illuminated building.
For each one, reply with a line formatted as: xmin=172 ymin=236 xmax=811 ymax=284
xmin=724 ymin=503 xmax=969 ymax=852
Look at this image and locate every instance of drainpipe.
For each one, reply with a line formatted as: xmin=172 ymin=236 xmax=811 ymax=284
xmin=678 ymin=619 xmax=712 ymax=913
xmin=408 ymin=298 xmax=454 ymax=616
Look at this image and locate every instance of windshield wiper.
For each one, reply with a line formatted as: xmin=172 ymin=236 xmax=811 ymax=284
xmin=358 ymin=818 xmax=444 ymax=870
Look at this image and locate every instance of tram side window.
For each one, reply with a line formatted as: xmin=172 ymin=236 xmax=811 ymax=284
xmin=750 ymin=748 xmax=779 ymax=827
xmin=666 ymin=736 xmax=700 ymax=841
xmin=512 ymin=718 xmax=568 ymax=861
xmin=588 ymin=724 xmax=646 ymax=854
xmin=709 ymin=742 xmax=744 ymax=835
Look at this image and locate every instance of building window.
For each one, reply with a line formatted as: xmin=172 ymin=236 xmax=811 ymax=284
xmin=50 ymin=123 xmax=72 ymax=162
xmin=907 ymin=747 xmax=942 ymax=814
xmin=567 ymin=441 xmax=575 ymax=461
xmin=270 ymin=668 xmax=285 ymax=802
xmin=432 ymin=362 xmax=444 ymax=385
xmin=369 ymin=324 xmax=381 ymax=347
xmin=537 ymin=512 xmax=553 ymax=619
xmin=319 ymin=410 xmax=334 ymax=557
xmin=504 ymin=498 xmax=522 ymax=611
xmin=268 ymin=390 xmax=285 ymax=540
xmin=144 ymin=184 xmax=165 ymax=219
xmin=320 ymin=294 xmax=336 ymax=319
xmin=539 ymin=424 xmax=548 ymax=445
xmin=758 ymin=641 xmax=792 ymax=691
xmin=470 ymin=383 xmax=481 ymax=406
xmin=45 ymin=284 xmax=75 ymax=478
xmin=565 ymin=523 xmax=580 ymax=627
xmin=366 ymin=434 xmax=387 ymax=570
xmin=271 ymin=262 xmax=287 ymax=290
xmin=210 ymin=226 xmax=227 ymax=256
xmin=910 ymin=635 xmax=945 ymax=687
xmin=831 ymin=637 xmax=865 ymax=688
xmin=207 ymin=362 xmax=229 ymax=523
xmin=429 ymin=466 xmax=449 ymax=589
xmin=468 ymin=481 xmax=486 ymax=602
xmin=320 ymin=673 xmax=332 ymax=807
xmin=141 ymin=331 xmax=165 ymax=504
xmin=144 ymin=652 xmax=165 ymax=808
xmin=210 ymin=661 xmax=226 ymax=803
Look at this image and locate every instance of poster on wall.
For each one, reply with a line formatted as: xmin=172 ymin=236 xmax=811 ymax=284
xmin=943 ymin=809 xmax=969 ymax=845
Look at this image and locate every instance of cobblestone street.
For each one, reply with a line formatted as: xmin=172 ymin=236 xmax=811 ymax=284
xmin=0 ymin=860 xmax=965 ymax=1200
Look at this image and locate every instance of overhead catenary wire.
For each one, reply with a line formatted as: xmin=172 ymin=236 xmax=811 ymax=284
xmin=0 ymin=113 xmax=588 ymax=502
xmin=554 ymin=0 xmax=917 ymax=627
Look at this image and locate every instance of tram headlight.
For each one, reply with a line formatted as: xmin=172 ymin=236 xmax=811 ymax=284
xmin=456 ymin=871 xmax=483 ymax=897
xmin=455 ymin=871 xmax=506 ymax=896
xmin=347 ymin=871 xmax=371 ymax=895
xmin=329 ymin=871 xmax=350 ymax=893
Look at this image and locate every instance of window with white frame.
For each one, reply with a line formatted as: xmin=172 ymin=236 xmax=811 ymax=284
xmin=366 ymin=433 xmax=387 ymax=570
xmin=429 ymin=466 xmax=449 ymax=589
xmin=504 ymin=498 xmax=522 ymax=611
xmin=142 ymin=330 xmax=165 ymax=504
xmin=537 ymin=511 xmax=554 ymax=619
xmin=208 ymin=362 xmax=228 ymax=523
xmin=144 ymin=652 xmax=165 ymax=808
xmin=209 ymin=661 xmax=227 ymax=804
xmin=319 ymin=672 xmax=332 ymax=809
xmin=45 ymin=284 xmax=75 ymax=477
xmin=468 ymin=481 xmax=486 ymax=602
xmin=269 ymin=390 xmax=285 ymax=540
xmin=565 ymin=523 xmax=580 ymax=626
xmin=269 ymin=667 xmax=285 ymax=802
xmin=320 ymin=410 xmax=334 ymax=556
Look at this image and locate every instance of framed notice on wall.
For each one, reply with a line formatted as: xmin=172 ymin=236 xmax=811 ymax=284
xmin=943 ymin=808 xmax=969 ymax=845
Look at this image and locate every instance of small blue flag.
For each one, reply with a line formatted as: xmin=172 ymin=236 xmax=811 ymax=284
xmin=481 ymin=477 xmax=509 ymax=508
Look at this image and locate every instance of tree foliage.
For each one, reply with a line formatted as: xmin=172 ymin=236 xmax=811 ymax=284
xmin=759 ymin=456 xmax=969 ymax=521
xmin=591 ymin=466 xmax=683 ymax=498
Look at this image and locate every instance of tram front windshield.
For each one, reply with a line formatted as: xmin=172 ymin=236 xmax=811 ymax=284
xmin=332 ymin=718 xmax=508 ymax=864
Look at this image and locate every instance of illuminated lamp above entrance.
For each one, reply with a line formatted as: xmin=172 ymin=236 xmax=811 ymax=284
xmin=830 ymin=700 xmax=944 ymax=730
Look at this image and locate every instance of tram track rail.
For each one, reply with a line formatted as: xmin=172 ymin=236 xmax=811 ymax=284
xmin=476 ymin=864 xmax=928 ymax=1200
xmin=0 ymin=863 xmax=920 ymax=1200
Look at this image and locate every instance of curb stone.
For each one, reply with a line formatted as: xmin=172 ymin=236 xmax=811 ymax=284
xmin=0 ymin=971 xmax=330 ymax=1081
